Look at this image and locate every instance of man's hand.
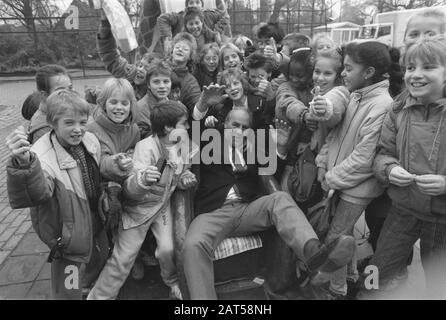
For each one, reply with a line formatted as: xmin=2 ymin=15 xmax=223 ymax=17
xmin=389 ymin=166 xmax=416 ymax=187
xmin=270 ymin=118 xmax=292 ymax=153
xmin=414 ymin=174 xmax=446 ymax=196
xmin=6 ymin=126 xmax=31 ymax=166
xmin=204 ymin=116 xmax=219 ymax=128
xmin=142 ymin=166 xmax=161 ymax=185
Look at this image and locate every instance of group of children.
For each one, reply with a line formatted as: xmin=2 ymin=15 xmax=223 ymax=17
xmin=5 ymin=1 xmax=446 ymax=300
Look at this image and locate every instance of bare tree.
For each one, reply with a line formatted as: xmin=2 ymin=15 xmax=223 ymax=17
xmin=0 ymin=0 xmax=39 ymax=50
xmin=269 ymin=0 xmax=288 ymax=23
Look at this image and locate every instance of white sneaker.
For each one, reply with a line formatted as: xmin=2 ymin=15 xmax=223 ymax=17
xmin=170 ymin=284 xmax=183 ymax=300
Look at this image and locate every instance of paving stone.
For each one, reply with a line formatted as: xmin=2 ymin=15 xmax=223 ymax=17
xmin=0 ymin=208 xmax=10 ymax=221
xmin=0 ymin=227 xmax=16 ymax=242
xmin=11 ymin=232 xmax=49 ymax=256
xmin=26 ymin=279 xmax=51 ymax=300
xmin=2 ymin=210 xmax=19 ymax=225
xmin=0 ymin=251 xmax=11 ymax=266
xmin=3 ymin=234 xmax=24 ymax=251
xmin=0 ymin=203 xmax=8 ymax=215
xmin=0 ymin=282 xmax=33 ymax=300
xmin=0 ymin=223 xmax=7 ymax=235
xmin=10 ymin=213 xmax=27 ymax=228
xmin=37 ymin=262 xmax=51 ymax=281
xmin=0 ymin=254 xmax=46 ymax=286
xmin=16 ymin=221 xmax=32 ymax=234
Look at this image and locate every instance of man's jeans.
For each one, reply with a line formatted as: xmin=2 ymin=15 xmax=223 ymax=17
xmin=363 ymin=205 xmax=446 ymax=299
xmin=183 ymin=191 xmax=318 ymax=300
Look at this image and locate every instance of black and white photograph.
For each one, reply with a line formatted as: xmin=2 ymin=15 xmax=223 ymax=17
xmin=0 ymin=0 xmax=446 ymax=304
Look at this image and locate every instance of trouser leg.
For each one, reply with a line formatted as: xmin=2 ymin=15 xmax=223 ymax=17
xmin=87 ymin=221 xmax=151 ymax=300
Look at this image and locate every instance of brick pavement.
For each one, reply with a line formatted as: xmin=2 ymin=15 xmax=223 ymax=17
xmin=0 ymin=102 xmax=51 ymax=299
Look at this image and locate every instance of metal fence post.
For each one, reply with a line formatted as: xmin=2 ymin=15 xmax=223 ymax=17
xmin=77 ymin=30 xmax=86 ymax=77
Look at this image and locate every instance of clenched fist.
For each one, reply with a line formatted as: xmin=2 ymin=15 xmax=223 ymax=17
xmin=6 ymin=126 xmax=31 ymax=165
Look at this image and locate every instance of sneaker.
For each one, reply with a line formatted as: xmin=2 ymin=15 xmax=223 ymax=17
xmin=307 ymin=235 xmax=356 ymax=286
xmin=131 ymin=259 xmax=145 ymax=280
xmin=169 ymin=284 xmax=183 ymax=300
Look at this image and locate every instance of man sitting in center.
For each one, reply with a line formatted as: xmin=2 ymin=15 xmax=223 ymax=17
xmin=183 ymin=108 xmax=356 ymax=299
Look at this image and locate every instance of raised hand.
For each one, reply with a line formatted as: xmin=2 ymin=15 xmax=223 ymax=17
xmin=270 ymin=118 xmax=292 ymax=153
xmin=164 ymin=38 xmax=172 ymax=56
xmin=255 ymin=79 xmax=274 ymax=99
xmin=310 ymin=96 xmax=328 ymax=117
xmin=5 ymin=126 xmax=31 ymax=165
xmin=201 ymin=83 xmax=228 ymax=107
xmin=263 ymin=37 xmax=278 ymax=61
xmin=204 ymin=116 xmax=219 ymax=128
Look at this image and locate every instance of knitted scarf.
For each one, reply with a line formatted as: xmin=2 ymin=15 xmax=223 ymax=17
xmin=67 ymin=143 xmax=101 ymax=212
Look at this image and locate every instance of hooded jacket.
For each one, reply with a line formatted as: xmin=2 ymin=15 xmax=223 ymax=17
xmin=374 ymin=95 xmax=446 ymax=223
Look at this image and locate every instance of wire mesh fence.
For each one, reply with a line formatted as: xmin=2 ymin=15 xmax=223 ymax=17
xmin=0 ymin=4 xmax=328 ymax=77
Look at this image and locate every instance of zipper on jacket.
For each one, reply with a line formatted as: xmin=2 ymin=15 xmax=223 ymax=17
xmin=333 ymin=97 xmax=361 ymax=166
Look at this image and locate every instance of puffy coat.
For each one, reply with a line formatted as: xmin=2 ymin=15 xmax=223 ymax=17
xmin=87 ymin=108 xmax=140 ymax=183
xmin=316 ymin=80 xmax=393 ymax=205
xmin=374 ymin=96 xmax=446 ymax=223
xmin=7 ymin=132 xmax=103 ymax=263
xmin=121 ymin=135 xmax=191 ymax=229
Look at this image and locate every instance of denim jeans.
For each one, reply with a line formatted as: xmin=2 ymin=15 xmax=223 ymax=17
xmin=364 ymin=205 xmax=446 ymax=299
xmin=325 ymin=198 xmax=367 ymax=295
xmin=183 ymin=191 xmax=318 ymax=299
